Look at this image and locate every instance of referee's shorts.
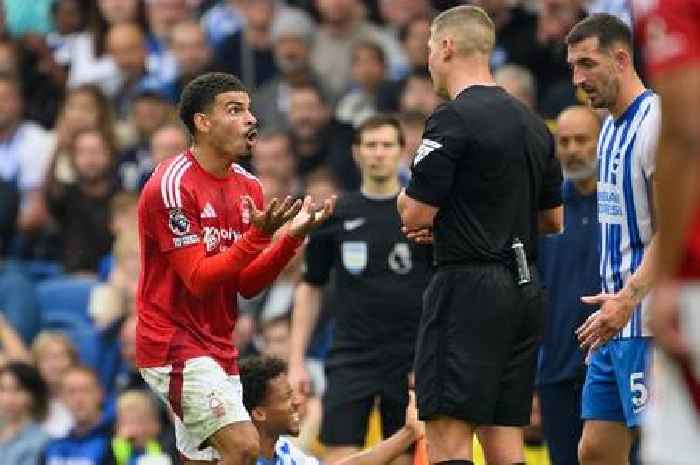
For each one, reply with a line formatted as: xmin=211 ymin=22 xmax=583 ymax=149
xmin=414 ymin=263 xmax=544 ymax=426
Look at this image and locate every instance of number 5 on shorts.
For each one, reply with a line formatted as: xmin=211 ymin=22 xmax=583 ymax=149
xmin=630 ymin=371 xmax=648 ymax=412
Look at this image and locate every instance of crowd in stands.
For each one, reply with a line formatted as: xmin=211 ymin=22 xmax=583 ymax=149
xmin=0 ymin=1 xmax=632 ymax=464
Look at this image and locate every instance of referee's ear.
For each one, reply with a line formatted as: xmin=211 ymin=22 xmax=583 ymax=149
xmin=251 ymin=407 xmax=266 ymax=422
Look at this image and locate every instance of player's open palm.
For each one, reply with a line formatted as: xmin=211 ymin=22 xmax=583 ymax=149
xmin=289 ymin=195 xmax=337 ymax=238
xmin=244 ymin=195 xmax=302 ymax=235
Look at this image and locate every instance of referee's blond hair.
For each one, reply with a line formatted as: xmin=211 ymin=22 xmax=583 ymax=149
xmin=431 ymin=5 xmax=495 ymax=57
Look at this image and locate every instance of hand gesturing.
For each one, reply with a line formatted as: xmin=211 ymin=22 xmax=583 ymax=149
xmin=243 ymin=195 xmax=302 ymax=235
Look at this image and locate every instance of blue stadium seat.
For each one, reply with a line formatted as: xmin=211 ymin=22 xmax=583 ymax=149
xmin=41 ymin=310 xmax=100 ymax=368
xmin=36 ymin=276 xmax=96 ymax=321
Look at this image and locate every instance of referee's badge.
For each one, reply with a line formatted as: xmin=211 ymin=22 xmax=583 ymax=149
xmin=341 ymin=241 xmax=367 ymax=275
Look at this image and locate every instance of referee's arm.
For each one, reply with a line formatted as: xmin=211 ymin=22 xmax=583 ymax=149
xmin=397 ymin=190 xmax=438 ymax=230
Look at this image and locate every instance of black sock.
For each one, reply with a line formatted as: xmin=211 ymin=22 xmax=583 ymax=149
xmin=435 ymin=460 xmax=474 ymax=465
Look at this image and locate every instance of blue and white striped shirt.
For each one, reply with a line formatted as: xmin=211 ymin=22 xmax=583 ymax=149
xmin=256 ymin=437 xmax=321 ymax=465
xmin=597 ymin=89 xmax=661 ymax=338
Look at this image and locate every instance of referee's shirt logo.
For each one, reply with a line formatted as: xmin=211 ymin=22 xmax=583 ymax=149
xmin=413 ymin=139 xmax=442 ymax=166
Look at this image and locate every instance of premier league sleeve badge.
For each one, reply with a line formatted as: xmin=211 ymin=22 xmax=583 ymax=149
xmin=168 ymin=208 xmax=191 ymax=236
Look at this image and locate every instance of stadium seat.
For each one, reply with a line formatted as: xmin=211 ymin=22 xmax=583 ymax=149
xmin=36 ymin=276 xmax=97 ymax=321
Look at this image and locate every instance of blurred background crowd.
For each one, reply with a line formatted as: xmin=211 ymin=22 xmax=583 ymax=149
xmin=0 ymin=0 xmax=633 ymax=464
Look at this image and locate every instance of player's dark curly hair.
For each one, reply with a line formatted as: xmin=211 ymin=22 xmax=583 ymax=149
xmin=239 ymin=355 xmax=287 ymax=413
xmin=178 ymin=72 xmax=248 ymax=136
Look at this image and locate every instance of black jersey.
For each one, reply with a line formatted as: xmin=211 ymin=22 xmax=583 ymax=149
xmin=303 ymin=191 xmax=433 ymax=360
xmin=406 ymin=85 xmax=562 ymax=267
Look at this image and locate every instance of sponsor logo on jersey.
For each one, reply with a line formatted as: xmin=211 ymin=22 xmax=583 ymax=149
xmin=168 ymin=208 xmax=190 ymax=236
xmin=173 ymin=234 xmax=199 ymax=248
xmin=341 ymin=241 xmax=367 ymax=275
xmin=413 ymin=139 xmax=442 ymax=166
xmin=203 ymin=226 xmax=241 ymax=252
xmin=343 ymin=218 xmax=366 ymax=231
xmin=388 ymin=243 xmax=413 ymax=274
xmin=200 ymin=202 xmax=217 ymax=219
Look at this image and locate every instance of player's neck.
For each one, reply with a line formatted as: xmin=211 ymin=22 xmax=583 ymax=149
xmin=258 ymin=432 xmax=277 ymax=459
xmin=362 ymin=177 xmax=400 ymax=197
xmin=610 ymin=74 xmax=646 ymax=119
xmin=191 ymin=143 xmax=234 ymax=178
xmin=448 ymin=61 xmax=496 ymax=99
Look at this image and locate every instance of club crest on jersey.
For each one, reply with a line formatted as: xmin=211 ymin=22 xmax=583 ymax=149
xmin=341 ymin=241 xmax=367 ymax=275
xmin=168 ymin=208 xmax=190 ymax=236
xmin=208 ymin=392 xmax=226 ymax=418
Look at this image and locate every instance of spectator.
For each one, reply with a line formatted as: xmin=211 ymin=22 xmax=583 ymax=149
xmin=311 ymin=0 xmax=406 ymax=101
xmin=377 ymin=0 xmax=431 ymax=33
xmin=396 ymin=110 xmax=425 ymax=186
xmin=0 ymin=177 xmax=18 ymax=256
xmin=0 ymin=314 xmax=30 ymax=363
xmin=170 ymin=20 xmax=219 ymax=98
xmin=66 ymin=0 xmax=147 ymax=97
xmin=40 ymin=366 xmax=112 ymax=465
xmin=251 ymin=130 xmax=301 ymax=197
xmin=103 ymin=390 xmax=177 ymax=465
xmin=45 ymin=128 xmax=118 ymax=274
xmin=144 ymin=0 xmax=192 ymax=87
xmin=253 ymin=7 xmax=320 ymax=130
xmin=106 ymin=22 xmax=176 ymax=119
xmin=32 ymin=332 xmax=78 ymax=438
xmin=47 ymin=0 xmax=86 ymax=67
xmin=495 ymin=64 xmax=537 ymax=110
xmin=149 ymin=123 xmax=189 ymax=165
xmin=336 ymin=41 xmax=387 ymax=127
xmin=287 ymin=83 xmax=358 ymax=191
xmin=398 ymin=68 xmax=442 ymax=116
xmin=0 ymin=73 xmax=53 ymax=230
xmin=0 ymin=362 xmax=50 ymax=465
xmin=116 ymin=91 xmax=176 ymax=192
xmin=200 ymin=0 xmax=245 ymax=48
xmin=216 ymin=0 xmax=278 ymax=90
xmin=112 ymin=315 xmax=147 ymax=393
xmin=261 ymin=315 xmax=292 ymax=360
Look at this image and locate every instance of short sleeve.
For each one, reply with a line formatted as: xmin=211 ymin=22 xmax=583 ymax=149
xmin=405 ymin=104 xmax=465 ymax=207
xmin=637 ymin=98 xmax=662 ymax=178
xmin=143 ymin=177 xmax=202 ymax=253
xmin=302 ymin=218 xmax=337 ymax=286
xmin=540 ymin=131 xmax=563 ymax=210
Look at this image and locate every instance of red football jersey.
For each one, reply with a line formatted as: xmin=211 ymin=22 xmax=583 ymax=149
xmin=136 ymin=149 xmax=263 ymax=373
xmin=635 ymin=0 xmax=700 ymax=278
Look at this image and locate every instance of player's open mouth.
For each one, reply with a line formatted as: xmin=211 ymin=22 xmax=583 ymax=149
xmin=246 ymin=128 xmax=258 ymax=144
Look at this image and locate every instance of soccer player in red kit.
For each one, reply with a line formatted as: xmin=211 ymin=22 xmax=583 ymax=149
xmin=135 ymin=72 xmax=335 ymax=464
xmin=635 ymin=1 xmax=700 ymax=462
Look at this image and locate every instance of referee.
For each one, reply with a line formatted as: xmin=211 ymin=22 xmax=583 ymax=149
xmin=397 ymin=6 xmax=563 ymax=465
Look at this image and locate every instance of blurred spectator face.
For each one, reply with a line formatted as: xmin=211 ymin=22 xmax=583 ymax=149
xmin=0 ymin=80 xmax=22 ymax=131
xmin=274 ymin=37 xmax=310 ymax=75
xmin=99 ymin=0 xmax=140 ymax=24
xmin=354 ymin=124 xmax=403 ymax=183
xmin=399 ymin=115 xmax=424 ymax=161
xmin=555 ymin=106 xmax=599 ymax=180
xmin=288 ymin=88 xmax=330 ymax=141
xmin=315 ymin=0 xmax=357 ymax=25
xmin=400 ymin=75 xmax=441 ymax=116
xmin=54 ymin=0 xmax=84 ymax=35
xmin=240 ymin=0 xmax=274 ymax=30
xmin=403 ymin=18 xmax=430 ymax=68
xmin=61 ymin=89 xmax=101 ymax=134
xmin=379 ymin=0 xmax=430 ymax=28
xmin=262 ymin=319 xmax=291 ymax=360
xmin=252 ymin=133 xmax=295 ymax=180
xmin=132 ymin=95 xmax=174 ymax=140
xmin=120 ymin=315 xmax=137 ymax=367
xmin=171 ymin=21 xmax=212 ymax=77
xmin=146 ymin=0 xmax=191 ymax=36
xmin=351 ymin=44 xmax=385 ymax=92
xmin=254 ymin=373 xmax=302 ymax=437
xmin=61 ymin=369 xmax=102 ymax=428
xmin=116 ymin=392 xmax=160 ymax=447
xmin=151 ymin=125 xmax=189 ymax=164
xmin=538 ymin=0 xmax=581 ymax=44
xmin=107 ymin=23 xmax=147 ymax=80
xmin=0 ymin=41 xmax=18 ymax=75
xmin=259 ymin=175 xmax=288 ymax=201
xmin=0 ymin=370 xmax=32 ymax=423
xmin=304 ymin=170 xmax=338 ymax=204
xmin=567 ymin=36 xmax=622 ymax=110
xmin=470 ymin=0 xmax=508 ymax=21
xmin=73 ymin=131 xmax=113 ymax=183
xmin=495 ymin=65 xmax=536 ymax=110
xmin=34 ymin=336 xmax=76 ymax=390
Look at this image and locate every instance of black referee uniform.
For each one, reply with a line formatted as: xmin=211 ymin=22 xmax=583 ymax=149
xmin=406 ymin=85 xmax=562 ymax=426
xmin=303 ymin=191 xmax=433 ymax=446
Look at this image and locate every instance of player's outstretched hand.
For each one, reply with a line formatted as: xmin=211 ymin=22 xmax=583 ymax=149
xmin=289 ymin=195 xmax=337 ymax=238
xmin=244 ymin=195 xmax=302 ymax=235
